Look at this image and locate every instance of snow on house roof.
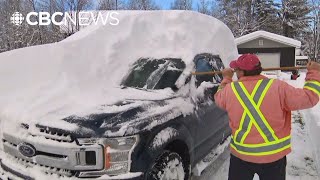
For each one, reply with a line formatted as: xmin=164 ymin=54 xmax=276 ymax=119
xmin=0 ymin=10 xmax=238 ymax=131
xmin=235 ymin=30 xmax=301 ymax=48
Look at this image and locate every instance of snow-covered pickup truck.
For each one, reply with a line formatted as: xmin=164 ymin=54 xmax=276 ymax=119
xmin=0 ymin=11 xmax=238 ymax=179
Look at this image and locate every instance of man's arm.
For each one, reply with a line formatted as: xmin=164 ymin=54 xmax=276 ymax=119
xmin=280 ymin=62 xmax=320 ymax=111
xmin=214 ymin=68 xmax=234 ymax=110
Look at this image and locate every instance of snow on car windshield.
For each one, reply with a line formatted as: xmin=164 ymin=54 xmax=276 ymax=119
xmin=122 ymin=58 xmax=186 ymax=89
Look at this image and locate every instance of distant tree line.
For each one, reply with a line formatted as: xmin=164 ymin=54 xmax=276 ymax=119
xmin=0 ymin=0 xmax=319 ymax=60
xmin=215 ymin=0 xmax=320 ymax=60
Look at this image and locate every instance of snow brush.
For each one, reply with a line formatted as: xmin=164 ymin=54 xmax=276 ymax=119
xmin=191 ymin=66 xmax=307 ymax=76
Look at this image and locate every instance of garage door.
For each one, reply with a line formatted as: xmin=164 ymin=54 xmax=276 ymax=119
xmin=256 ymin=53 xmax=280 ymax=68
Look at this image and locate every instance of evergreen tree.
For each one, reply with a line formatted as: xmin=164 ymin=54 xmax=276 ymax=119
xmin=296 ymin=0 xmax=320 ymax=60
xmin=255 ymin=0 xmax=281 ymax=34
xmin=216 ymin=0 xmax=258 ymax=37
xmin=216 ymin=0 xmax=283 ymax=37
xmin=281 ymin=0 xmax=311 ymax=38
xmin=216 ymin=0 xmax=237 ymax=35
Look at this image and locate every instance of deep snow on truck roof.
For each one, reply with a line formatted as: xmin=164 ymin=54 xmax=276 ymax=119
xmin=0 ymin=10 xmax=237 ymax=134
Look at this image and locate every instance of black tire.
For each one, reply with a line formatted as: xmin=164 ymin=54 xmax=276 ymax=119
xmin=146 ymin=151 xmax=188 ymax=180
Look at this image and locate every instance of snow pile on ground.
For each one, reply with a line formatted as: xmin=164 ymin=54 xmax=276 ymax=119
xmin=297 ymin=73 xmax=320 ymax=176
xmin=286 ymin=111 xmax=319 ymax=180
xmin=262 ymin=70 xmax=292 ymax=80
xmin=0 ymin=10 xmax=237 ymax=134
xmin=303 ymin=103 xmax=320 ymax=176
xmin=287 ymin=72 xmax=320 ymax=173
xmin=192 ymin=137 xmax=230 ymax=176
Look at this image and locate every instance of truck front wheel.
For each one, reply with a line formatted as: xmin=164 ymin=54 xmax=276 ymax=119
xmin=146 ymin=150 xmax=187 ymax=180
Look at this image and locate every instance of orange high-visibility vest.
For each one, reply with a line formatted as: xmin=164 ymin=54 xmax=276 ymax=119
xmin=230 ymin=79 xmax=291 ymax=156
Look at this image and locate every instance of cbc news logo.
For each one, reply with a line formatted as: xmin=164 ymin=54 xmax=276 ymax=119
xmin=10 ymin=11 xmax=119 ymax=26
xmin=11 ymin=12 xmax=24 ymax=26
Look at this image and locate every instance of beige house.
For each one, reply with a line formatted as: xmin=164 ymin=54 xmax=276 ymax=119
xmin=236 ymin=31 xmax=302 ymax=68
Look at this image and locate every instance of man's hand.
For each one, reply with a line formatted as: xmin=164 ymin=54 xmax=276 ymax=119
xmin=221 ymin=68 xmax=234 ymax=79
xmin=307 ymin=61 xmax=320 ymax=72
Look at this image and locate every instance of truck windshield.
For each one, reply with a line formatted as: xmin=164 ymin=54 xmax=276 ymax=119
xmin=122 ymin=58 xmax=186 ymax=89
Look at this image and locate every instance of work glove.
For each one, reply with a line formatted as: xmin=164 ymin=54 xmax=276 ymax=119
xmin=307 ymin=61 xmax=320 ymax=72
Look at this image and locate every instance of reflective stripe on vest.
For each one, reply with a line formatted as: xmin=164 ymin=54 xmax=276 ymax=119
xmin=234 ymin=79 xmax=273 ymax=143
xmin=231 ymin=135 xmax=291 ymax=156
xmin=232 ymin=79 xmax=278 ymax=142
xmin=230 ymin=79 xmax=291 ymax=156
xmin=304 ymin=81 xmax=320 ymax=96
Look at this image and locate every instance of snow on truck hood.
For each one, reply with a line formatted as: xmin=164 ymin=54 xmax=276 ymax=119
xmin=0 ymin=11 xmax=237 ymax=135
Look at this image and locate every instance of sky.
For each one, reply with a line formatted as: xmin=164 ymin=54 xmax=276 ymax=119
xmin=155 ymin=0 xmax=172 ymax=9
xmin=150 ymin=0 xmax=201 ymax=9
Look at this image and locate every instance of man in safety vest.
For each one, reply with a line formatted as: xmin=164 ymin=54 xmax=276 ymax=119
xmin=214 ymin=54 xmax=320 ymax=180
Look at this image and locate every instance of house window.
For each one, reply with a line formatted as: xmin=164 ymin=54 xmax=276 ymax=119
xmin=259 ymin=40 xmax=264 ymax=46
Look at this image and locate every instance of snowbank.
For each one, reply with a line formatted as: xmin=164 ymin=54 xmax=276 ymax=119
xmin=283 ymin=72 xmax=320 ymax=176
xmin=0 ymin=11 xmax=237 ymax=134
xmin=302 ymin=103 xmax=320 ymax=176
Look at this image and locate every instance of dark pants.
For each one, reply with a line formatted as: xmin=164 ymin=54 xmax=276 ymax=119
xmin=228 ymin=154 xmax=287 ymax=180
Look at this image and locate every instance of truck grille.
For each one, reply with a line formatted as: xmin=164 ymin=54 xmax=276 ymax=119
xmin=3 ymin=139 xmax=67 ymax=159
xmin=21 ymin=123 xmax=74 ymax=143
xmin=11 ymin=156 xmax=75 ymax=177
xmin=2 ymin=132 xmax=104 ymax=173
xmin=37 ymin=128 xmax=74 ymax=143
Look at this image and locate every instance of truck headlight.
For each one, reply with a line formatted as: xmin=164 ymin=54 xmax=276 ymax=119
xmin=78 ymin=135 xmax=139 ymax=176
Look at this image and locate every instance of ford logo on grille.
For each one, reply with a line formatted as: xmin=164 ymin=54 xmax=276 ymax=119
xmin=18 ymin=143 xmax=36 ymax=157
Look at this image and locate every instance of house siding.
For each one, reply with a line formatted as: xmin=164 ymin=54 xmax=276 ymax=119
xmin=238 ymin=47 xmax=295 ymax=67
